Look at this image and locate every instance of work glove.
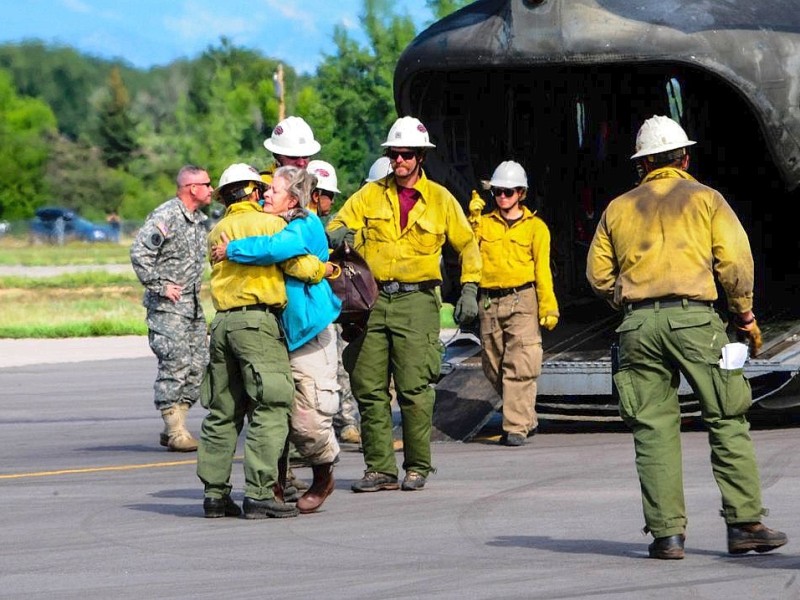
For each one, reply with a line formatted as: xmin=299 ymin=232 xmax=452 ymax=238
xmin=539 ymin=315 xmax=559 ymax=331
xmin=327 ymin=226 xmax=355 ymax=250
xmin=454 ymin=282 xmax=479 ymax=325
xmin=735 ymin=315 xmax=763 ymax=357
xmin=468 ymin=190 xmax=485 ymax=217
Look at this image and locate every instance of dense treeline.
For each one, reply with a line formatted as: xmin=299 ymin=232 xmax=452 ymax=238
xmin=0 ymin=0 xmax=471 ymax=224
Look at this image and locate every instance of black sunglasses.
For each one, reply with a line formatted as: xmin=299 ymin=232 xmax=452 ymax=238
xmin=386 ymin=150 xmax=417 ymax=161
xmin=182 ymin=181 xmax=213 ymax=188
xmin=491 ymin=187 xmax=519 ymax=198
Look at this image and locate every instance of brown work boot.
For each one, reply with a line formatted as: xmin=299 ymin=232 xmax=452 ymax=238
xmin=160 ymin=404 xmax=198 ymax=452
xmin=727 ymin=523 xmax=788 ymax=555
xmin=297 ymin=463 xmax=335 ymax=514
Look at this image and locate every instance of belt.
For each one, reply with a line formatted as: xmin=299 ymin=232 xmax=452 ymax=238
xmin=480 ymin=282 xmax=534 ymax=298
xmin=627 ymin=298 xmax=714 ymax=311
xmin=378 ymin=280 xmax=439 ymax=295
xmin=219 ymin=303 xmax=281 ymax=315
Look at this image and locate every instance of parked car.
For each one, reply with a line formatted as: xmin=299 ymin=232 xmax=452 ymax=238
xmin=29 ymin=207 xmax=113 ymax=244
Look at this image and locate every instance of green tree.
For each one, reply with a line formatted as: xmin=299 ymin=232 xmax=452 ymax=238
xmin=0 ymin=69 xmax=57 ymax=219
xmin=94 ymin=67 xmax=138 ymax=168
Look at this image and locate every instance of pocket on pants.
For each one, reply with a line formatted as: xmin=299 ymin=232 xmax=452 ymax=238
xmin=614 ymin=370 xmax=642 ymax=424
xmin=199 ymin=367 xmax=212 ymax=409
xmin=711 ymin=367 xmax=752 ymax=416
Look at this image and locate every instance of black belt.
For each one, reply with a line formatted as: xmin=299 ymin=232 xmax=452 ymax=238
xmin=378 ymin=280 xmax=439 ymax=294
xmin=627 ymin=298 xmax=713 ymax=311
xmin=219 ymin=303 xmax=281 ymax=315
xmin=480 ymin=282 xmax=534 ymax=298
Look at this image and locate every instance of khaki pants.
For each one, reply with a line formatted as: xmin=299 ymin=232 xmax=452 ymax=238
xmin=479 ymin=287 xmax=543 ymax=436
xmin=289 ymin=324 xmax=340 ymax=465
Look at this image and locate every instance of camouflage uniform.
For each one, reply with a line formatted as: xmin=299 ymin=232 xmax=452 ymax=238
xmin=130 ymin=197 xmax=209 ymax=411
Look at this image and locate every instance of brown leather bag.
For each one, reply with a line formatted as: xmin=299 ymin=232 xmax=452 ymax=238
xmin=328 ymin=241 xmax=378 ymax=330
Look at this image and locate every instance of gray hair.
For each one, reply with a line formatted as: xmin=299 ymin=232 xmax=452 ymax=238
xmin=176 ymin=164 xmax=207 ymax=187
xmin=274 ymin=165 xmax=318 ymax=209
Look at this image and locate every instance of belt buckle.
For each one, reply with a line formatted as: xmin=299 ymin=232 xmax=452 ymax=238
xmin=384 ymin=281 xmax=400 ymax=294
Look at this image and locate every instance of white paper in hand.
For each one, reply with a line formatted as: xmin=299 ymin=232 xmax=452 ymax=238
xmin=719 ymin=342 xmax=749 ymax=369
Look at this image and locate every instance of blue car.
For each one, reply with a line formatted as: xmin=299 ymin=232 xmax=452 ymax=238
xmin=30 ymin=207 xmax=112 ymax=243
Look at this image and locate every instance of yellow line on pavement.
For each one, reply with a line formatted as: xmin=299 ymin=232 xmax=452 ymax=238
xmin=0 ymin=456 xmax=243 ymax=480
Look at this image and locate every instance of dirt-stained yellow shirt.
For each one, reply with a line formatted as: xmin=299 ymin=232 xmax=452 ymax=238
xmin=586 ymin=167 xmax=754 ymax=313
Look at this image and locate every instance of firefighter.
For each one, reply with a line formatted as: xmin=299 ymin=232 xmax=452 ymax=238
xmin=260 ymin=115 xmax=321 ymax=186
xmin=468 ymin=160 xmax=559 ymax=446
xmin=306 ymin=159 xmax=340 ymax=220
xmin=586 ymin=115 xmax=787 ymax=558
xmin=326 ymin=116 xmax=482 ymax=492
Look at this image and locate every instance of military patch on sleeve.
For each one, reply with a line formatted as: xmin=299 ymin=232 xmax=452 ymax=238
xmin=144 ymin=230 xmax=164 ymax=250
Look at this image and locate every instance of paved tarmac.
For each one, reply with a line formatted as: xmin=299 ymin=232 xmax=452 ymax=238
xmin=0 ymin=338 xmax=798 ymax=599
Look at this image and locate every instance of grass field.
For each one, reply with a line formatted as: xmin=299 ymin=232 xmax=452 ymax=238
xmin=0 ymin=235 xmax=457 ymax=338
xmin=0 ymin=236 xmax=212 ymax=338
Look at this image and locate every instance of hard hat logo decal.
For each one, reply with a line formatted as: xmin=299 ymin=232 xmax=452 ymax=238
xmin=417 ymin=124 xmax=427 ymax=133
xmin=316 ymin=168 xmax=331 ymax=177
xmin=274 ymin=126 xmax=284 ymax=136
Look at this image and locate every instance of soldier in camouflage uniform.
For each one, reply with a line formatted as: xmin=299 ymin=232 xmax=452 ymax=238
xmin=130 ymin=165 xmax=213 ymax=452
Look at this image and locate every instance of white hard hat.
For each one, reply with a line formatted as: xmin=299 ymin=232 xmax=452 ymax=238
xmin=631 ymin=115 xmax=696 ymax=159
xmin=381 ymin=116 xmax=436 ymax=148
xmin=486 ymin=160 xmax=528 ymax=189
xmin=365 ymin=156 xmax=393 ymax=182
xmin=263 ymin=116 xmax=322 ymax=157
xmin=215 ymin=163 xmax=262 ymax=197
xmin=307 ymin=160 xmax=340 ymax=194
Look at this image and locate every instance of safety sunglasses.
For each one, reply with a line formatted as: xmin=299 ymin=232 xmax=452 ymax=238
xmin=386 ymin=149 xmax=418 ymax=161
xmin=491 ymin=187 xmax=519 ymax=198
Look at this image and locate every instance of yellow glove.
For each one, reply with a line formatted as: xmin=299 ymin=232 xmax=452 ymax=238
xmin=539 ymin=315 xmax=558 ymax=331
xmin=468 ymin=190 xmax=485 ymax=217
xmin=735 ymin=316 xmax=763 ymax=357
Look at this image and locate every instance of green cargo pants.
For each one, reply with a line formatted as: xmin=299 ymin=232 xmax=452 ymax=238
xmin=343 ymin=288 xmax=443 ymax=477
xmin=613 ymin=301 xmax=765 ymax=538
xmin=197 ymin=309 xmax=295 ymax=501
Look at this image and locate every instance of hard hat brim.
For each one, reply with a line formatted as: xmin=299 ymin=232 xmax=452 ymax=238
xmin=263 ymin=138 xmax=322 ymax=156
xmin=631 ymin=140 xmax=696 ymax=160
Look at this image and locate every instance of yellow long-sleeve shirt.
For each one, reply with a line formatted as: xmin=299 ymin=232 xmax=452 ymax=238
xmin=326 ymin=171 xmax=481 ymax=284
xmin=208 ymin=202 xmax=325 ymax=311
xmin=471 ymin=206 xmax=559 ymax=320
xmin=586 ymin=167 xmax=754 ymax=313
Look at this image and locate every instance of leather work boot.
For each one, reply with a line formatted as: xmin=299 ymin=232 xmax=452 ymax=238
xmin=160 ymin=404 xmax=198 ymax=452
xmin=203 ymin=495 xmax=241 ymax=518
xmin=401 ymin=471 xmax=426 ymax=491
xmin=351 ymin=471 xmax=399 ymax=493
xmin=501 ymin=433 xmax=526 ymax=447
xmin=727 ymin=523 xmax=788 ymax=555
xmin=648 ymin=534 xmax=685 ymax=559
xmin=243 ymin=496 xmax=299 ymax=519
xmin=297 ymin=462 xmax=335 ymax=514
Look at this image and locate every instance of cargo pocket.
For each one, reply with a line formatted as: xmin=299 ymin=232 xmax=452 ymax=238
xmin=199 ymin=367 xmax=212 ymax=409
xmin=614 ymin=370 xmax=641 ymax=425
xmin=711 ymin=367 xmax=752 ymax=416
